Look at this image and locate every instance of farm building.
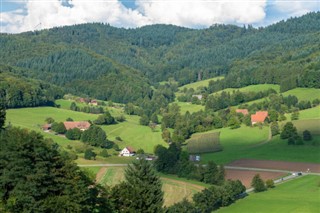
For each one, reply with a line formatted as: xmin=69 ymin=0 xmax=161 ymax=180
xmin=236 ymin=109 xmax=249 ymax=116
xmin=120 ymin=147 xmax=135 ymax=157
xmin=63 ymin=121 xmax=91 ymax=131
xmin=90 ymin=100 xmax=98 ymax=106
xmin=251 ymin=111 xmax=268 ymax=125
xmin=42 ymin=123 xmax=52 ymax=131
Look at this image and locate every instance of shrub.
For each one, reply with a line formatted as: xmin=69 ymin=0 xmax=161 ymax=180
xmin=84 ymin=148 xmax=97 ymax=160
xmin=251 ymin=174 xmax=267 ymax=192
xmin=266 ymin=179 xmax=275 ymax=188
xmin=303 ymin=130 xmax=312 ymax=141
xmin=100 ymin=149 xmax=109 ymax=158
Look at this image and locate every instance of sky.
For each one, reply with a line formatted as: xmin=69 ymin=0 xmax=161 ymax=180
xmin=0 ymin=0 xmax=319 ymax=33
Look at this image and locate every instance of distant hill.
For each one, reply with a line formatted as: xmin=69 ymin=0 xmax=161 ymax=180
xmin=0 ymin=12 xmax=319 ymax=102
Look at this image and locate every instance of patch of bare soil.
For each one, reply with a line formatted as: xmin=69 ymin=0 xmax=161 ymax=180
xmin=228 ymin=159 xmax=320 ymax=173
xmin=225 ymin=169 xmax=286 ymax=188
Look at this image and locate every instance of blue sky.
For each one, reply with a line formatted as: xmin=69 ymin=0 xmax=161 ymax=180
xmin=1 ymin=0 xmax=319 ymax=33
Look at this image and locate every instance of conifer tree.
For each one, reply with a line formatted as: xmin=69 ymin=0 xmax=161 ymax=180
xmin=112 ymin=159 xmax=164 ymax=212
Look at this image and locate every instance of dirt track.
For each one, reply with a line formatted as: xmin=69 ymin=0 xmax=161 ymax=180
xmin=225 ymin=169 xmax=286 ymax=188
xmin=228 ymin=159 xmax=320 ymax=173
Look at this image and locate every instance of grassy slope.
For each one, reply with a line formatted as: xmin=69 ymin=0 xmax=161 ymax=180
xmin=199 ymin=125 xmax=269 ymax=164
xmin=200 ymin=123 xmax=320 ymax=164
xmin=212 ymin=84 xmax=280 ymax=96
xmin=175 ymin=101 xmax=205 ymax=114
xmin=282 ymin=88 xmax=320 ymax=101
xmin=178 ymin=76 xmax=224 ymax=91
xmin=91 ymin=166 xmax=206 ymax=207
xmin=217 ymin=175 xmax=320 ymax=213
xmin=6 ymin=106 xmax=166 ymax=154
xmin=102 ymin=115 xmax=167 ymax=153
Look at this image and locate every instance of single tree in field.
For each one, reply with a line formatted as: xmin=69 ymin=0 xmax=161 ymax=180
xmin=303 ymin=130 xmax=312 ymax=141
xmin=251 ymin=174 xmax=267 ymax=192
xmin=280 ymin=122 xmax=298 ymax=139
xmin=266 ymin=179 xmax=275 ymax=188
xmin=111 ymin=159 xmax=164 ymax=212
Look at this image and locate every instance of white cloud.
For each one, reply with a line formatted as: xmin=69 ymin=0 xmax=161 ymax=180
xmin=0 ymin=0 xmax=273 ymax=33
xmin=273 ymin=0 xmax=319 ymax=17
xmin=1 ymin=0 xmax=151 ymax=33
xmin=136 ymin=0 xmax=267 ymax=27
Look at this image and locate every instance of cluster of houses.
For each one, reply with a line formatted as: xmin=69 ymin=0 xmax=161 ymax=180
xmin=236 ymin=109 xmax=269 ymax=125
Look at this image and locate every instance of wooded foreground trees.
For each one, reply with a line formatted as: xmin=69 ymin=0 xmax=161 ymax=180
xmin=111 ymin=159 xmax=164 ymax=213
xmin=0 ymin=127 xmax=111 ymax=212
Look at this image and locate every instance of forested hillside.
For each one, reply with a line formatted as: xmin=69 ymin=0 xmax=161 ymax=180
xmin=0 ymin=65 xmax=63 ymax=108
xmin=0 ymin=12 xmax=319 ymax=103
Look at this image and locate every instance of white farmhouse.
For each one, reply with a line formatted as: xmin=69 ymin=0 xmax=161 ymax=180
xmin=119 ymin=147 xmax=135 ymax=157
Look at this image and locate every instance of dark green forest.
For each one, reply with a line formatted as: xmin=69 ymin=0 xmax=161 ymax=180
xmin=0 ymin=12 xmax=319 ymax=105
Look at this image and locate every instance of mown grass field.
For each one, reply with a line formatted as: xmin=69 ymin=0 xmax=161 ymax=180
xmin=89 ymin=166 xmax=206 ymax=207
xmin=178 ymin=76 xmax=224 ymax=91
xmin=217 ymin=175 xmax=320 ymax=213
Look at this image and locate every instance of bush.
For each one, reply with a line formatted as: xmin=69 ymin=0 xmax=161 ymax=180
xmin=251 ymin=174 xmax=267 ymax=192
xmin=84 ymin=148 xmax=97 ymax=160
xmin=51 ymin=122 xmax=67 ymax=134
xmin=115 ymin=136 xmax=123 ymax=141
xmin=66 ymin=117 xmax=73 ymax=121
xmin=115 ymin=115 xmax=126 ymax=122
xmin=266 ymin=179 xmax=275 ymax=188
xmin=45 ymin=117 xmax=55 ymax=124
xmin=303 ymin=130 xmax=312 ymax=141
xmin=65 ymin=128 xmax=82 ymax=140
xmin=100 ymin=149 xmax=109 ymax=158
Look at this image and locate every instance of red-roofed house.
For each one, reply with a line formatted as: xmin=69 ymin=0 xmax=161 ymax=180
xmin=42 ymin=123 xmax=52 ymax=132
xmin=236 ymin=109 xmax=249 ymax=116
xmin=119 ymin=147 xmax=135 ymax=157
xmin=251 ymin=111 xmax=268 ymax=125
xmin=63 ymin=121 xmax=91 ymax=131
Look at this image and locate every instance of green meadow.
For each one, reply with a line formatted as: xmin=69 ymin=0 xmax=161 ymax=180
xmin=175 ymin=101 xmax=205 ymax=114
xmin=101 ymin=114 xmax=167 ymax=153
xmin=199 ymin=124 xmax=320 ymax=164
xmin=282 ymin=88 xmax=320 ymax=101
xmin=212 ymin=84 xmax=280 ymax=96
xmin=294 ymin=106 xmax=320 ymax=120
xmin=217 ymin=175 xmax=320 ymax=213
xmin=178 ymin=76 xmax=224 ymax=91
xmin=6 ymin=106 xmax=166 ymax=155
xmin=85 ymin=166 xmax=206 ymax=207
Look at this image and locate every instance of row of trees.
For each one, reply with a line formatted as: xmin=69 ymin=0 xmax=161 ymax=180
xmin=154 ymin=143 xmax=226 ymax=185
xmin=70 ymin=102 xmax=104 ymax=114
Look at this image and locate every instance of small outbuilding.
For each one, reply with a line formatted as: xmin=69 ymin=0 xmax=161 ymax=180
xmin=236 ymin=109 xmax=249 ymax=116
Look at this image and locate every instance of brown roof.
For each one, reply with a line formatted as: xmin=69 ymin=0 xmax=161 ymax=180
xmin=63 ymin=121 xmax=91 ymax=130
xmin=251 ymin=111 xmax=268 ymax=123
xmin=236 ymin=109 xmax=249 ymax=115
xmin=42 ymin=123 xmax=52 ymax=130
xmin=126 ymin=146 xmax=135 ymax=153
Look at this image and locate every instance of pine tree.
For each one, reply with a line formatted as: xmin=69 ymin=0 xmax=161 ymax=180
xmin=112 ymin=159 xmax=164 ymax=212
